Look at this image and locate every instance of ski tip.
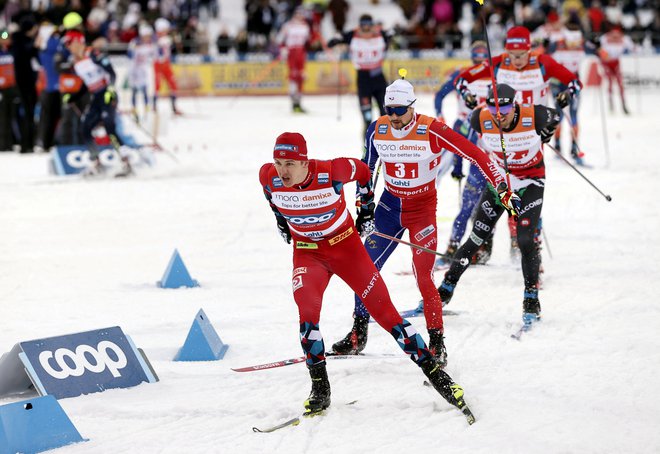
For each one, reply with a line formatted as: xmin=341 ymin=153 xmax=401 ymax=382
xmin=463 ymin=408 xmax=476 ymax=425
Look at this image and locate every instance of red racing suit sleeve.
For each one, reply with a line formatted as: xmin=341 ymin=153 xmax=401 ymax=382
xmin=454 ymin=55 xmax=502 ymax=85
xmin=330 ymin=157 xmax=372 ymax=188
xmin=538 ymin=53 xmax=582 ymax=86
xmin=428 ymin=119 xmax=506 ymax=189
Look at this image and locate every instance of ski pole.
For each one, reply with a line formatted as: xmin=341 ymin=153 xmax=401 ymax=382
xmin=121 ymin=111 xmax=180 ymax=163
xmin=478 ymin=6 xmax=517 ymax=221
xmin=372 ymin=231 xmax=456 ymax=260
xmin=457 ymin=178 xmax=462 ymax=207
xmin=545 ymin=143 xmax=612 ymax=201
xmin=597 ymin=81 xmax=611 ymax=168
xmin=541 ymin=227 xmax=553 ymax=259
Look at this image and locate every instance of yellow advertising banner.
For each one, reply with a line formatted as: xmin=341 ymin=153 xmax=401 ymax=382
xmin=166 ymin=58 xmax=470 ymax=97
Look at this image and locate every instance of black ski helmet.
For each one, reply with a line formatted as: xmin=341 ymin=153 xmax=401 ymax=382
xmin=486 ymin=84 xmax=516 ymax=107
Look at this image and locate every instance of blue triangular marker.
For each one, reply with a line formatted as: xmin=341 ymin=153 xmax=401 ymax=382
xmin=157 ymin=249 xmax=200 ymax=289
xmin=174 ymin=309 xmax=229 ymax=361
xmin=0 ymin=395 xmax=87 ymax=453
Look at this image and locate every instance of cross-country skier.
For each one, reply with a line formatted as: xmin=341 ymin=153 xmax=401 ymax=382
xmin=454 ymin=25 xmax=582 ymax=270
xmin=434 ymin=40 xmax=493 ymax=267
xmin=331 ymin=77 xmax=512 ymax=368
xmin=127 ymin=23 xmax=157 ymax=122
xmin=153 ymin=18 xmax=181 ymax=115
xmin=259 ymin=132 xmax=476 ymax=422
xmin=596 ymin=24 xmax=636 ymax=115
xmin=276 ymin=8 xmax=311 ymax=113
xmin=327 ymin=14 xmax=390 ymax=133
xmin=62 ymin=30 xmax=131 ymax=176
xmin=437 ymin=83 xmax=560 ymax=327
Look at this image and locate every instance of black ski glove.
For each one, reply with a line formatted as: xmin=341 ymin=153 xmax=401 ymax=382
xmin=555 ymin=80 xmax=581 ymax=109
xmin=276 ymin=215 xmax=291 ymax=244
xmin=540 ymin=126 xmax=556 ymax=144
xmin=356 ymin=183 xmax=375 ymax=237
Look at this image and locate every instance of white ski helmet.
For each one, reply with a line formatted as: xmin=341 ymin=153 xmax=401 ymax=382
xmin=155 ymin=18 xmax=170 ymax=33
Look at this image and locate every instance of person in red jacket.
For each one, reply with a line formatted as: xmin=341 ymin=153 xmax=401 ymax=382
xmin=454 ymin=25 xmax=581 ymax=271
xmin=455 ymin=26 xmax=581 ymax=109
xmin=259 ymin=132 xmax=475 ymax=423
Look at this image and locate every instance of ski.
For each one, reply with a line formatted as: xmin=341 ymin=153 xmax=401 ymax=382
xmin=422 ymin=381 xmax=476 ymax=425
xmin=511 ymin=320 xmax=540 ymax=340
xmin=369 ymin=307 xmax=461 ymax=323
xmin=252 ymin=401 xmax=357 ymax=433
xmin=252 ymin=416 xmax=301 ymax=433
xmin=232 ymin=352 xmax=398 ymax=373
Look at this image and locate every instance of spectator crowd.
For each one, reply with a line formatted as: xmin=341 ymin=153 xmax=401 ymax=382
xmin=0 ymin=0 xmax=657 ymax=154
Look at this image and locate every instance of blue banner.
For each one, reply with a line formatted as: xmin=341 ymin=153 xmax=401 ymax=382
xmin=17 ymin=326 xmax=156 ymax=399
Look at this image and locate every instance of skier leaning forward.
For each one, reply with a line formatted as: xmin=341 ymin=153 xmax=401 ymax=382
xmin=331 ymin=78 xmax=514 ymax=367
xmin=259 ymin=131 xmax=508 ymax=421
xmin=437 ymin=83 xmax=560 ymax=325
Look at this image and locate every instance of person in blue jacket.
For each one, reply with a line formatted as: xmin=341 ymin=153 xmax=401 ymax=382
xmin=36 ymin=21 xmax=62 ymax=151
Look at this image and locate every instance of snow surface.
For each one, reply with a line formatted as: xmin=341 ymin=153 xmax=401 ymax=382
xmin=1 ymin=85 xmax=660 ymax=454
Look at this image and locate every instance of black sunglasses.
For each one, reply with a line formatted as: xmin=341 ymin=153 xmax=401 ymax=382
xmin=385 ymin=100 xmax=415 ymax=116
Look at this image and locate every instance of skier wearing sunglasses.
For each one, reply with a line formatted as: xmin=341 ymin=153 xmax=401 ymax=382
xmin=332 ymin=77 xmax=517 ymax=367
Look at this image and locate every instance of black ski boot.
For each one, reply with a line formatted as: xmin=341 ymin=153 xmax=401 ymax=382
xmin=331 ymin=314 xmax=369 ymax=354
xmin=437 ymin=279 xmax=455 ymax=306
xmin=304 ymin=362 xmax=331 ymax=416
xmin=421 ymin=358 xmax=475 ymax=424
xmin=292 ymin=102 xmax=307 ymax=114
xmin=522 ymin=288 xmax=542 ymax=325
xmin=428 ymin=329 xmax=447 ymax=368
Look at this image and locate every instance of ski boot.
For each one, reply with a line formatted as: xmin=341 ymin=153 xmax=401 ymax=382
xmin=331 ymin=314 xmax=369 ymax=354
xmin=304 ymin=362 xmax=331 ymax=416
xmin=437 ymin=279 xmax=455 ymax=306
xmin=435 ymin=240 xmax=458 ymax=269
xmin=472 ymin=237 xmax=492 ymax=265
xmin=421 ymin=358 xmax=475 ymax=424
xmin=81 ymin=157 xmax=105 ymax=178
xmin=522 ymin=288 xmax=542 ymax=325
xmin=428 ymin=329 xmax=447 ymax=368
xmin=571 ymin=142 xmax=585 ymax=166
xmin=292 ymin=102 xmax=307 ymax=114
xmin=116 ymin=147 xmax=134 ymax=177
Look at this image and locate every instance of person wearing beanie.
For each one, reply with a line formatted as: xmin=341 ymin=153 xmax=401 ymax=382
xmin=153 ymin=18 xmax=181 ymax=115
xmin=455 ymin=24 xmax=583 ymax=275
xmin=62 ymin=31 xmax=131 ymax=176
xmin=327 ymin=14 xmax=391 ymax=133
xmin=455 ymin=25 xmax=582 ymax=163
xmin=542 ymin=20 xmax=587 ymax=161
xmin=35 ymin=21 xmax=63 ymax=152
xmin=433 ymin=40 xmax=495 ymax=267
xmin=437 ymin=83 xmax=560 ymax=328
xmin=276 ymin=8 xmax=311 ymax=113
xmin=259 ymin=131 xmax=476 ymax=424
xmin=127 ymin=23 xmax=157 ymax=122
xmin=331 ymin=76 xmax=515 ymax=369
xmin=597 ymin=24 xmax=636 ymax=115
